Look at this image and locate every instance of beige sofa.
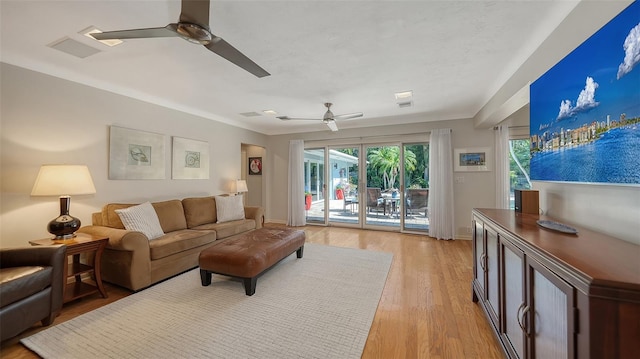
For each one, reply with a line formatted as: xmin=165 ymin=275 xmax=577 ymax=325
xmin=78 ymin=196 xmax=264 ymax=291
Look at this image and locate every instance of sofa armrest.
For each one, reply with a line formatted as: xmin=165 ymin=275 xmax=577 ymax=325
xmin=77 ymin=226 xmax=150 ymax=252
xmin=77 ymin=226 xmax=153 ymax=290
xmin=244 ymin=206 xmax=265 ymax=229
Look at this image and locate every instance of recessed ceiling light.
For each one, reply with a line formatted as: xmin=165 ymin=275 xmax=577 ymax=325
xmin=263 ymin=110 xmax=278 ymax=116
xmin=80 ymin=26 xmax=123 ymax=47
xmin=394 ymin=90 xmax=413 ymax=100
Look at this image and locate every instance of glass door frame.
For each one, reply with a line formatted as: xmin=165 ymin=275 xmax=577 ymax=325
xmin=304 ymin=139 xmax=429 ymax=235
xmin=327 ymin=145 xmax=361 ymax=229
xmin=361 ymin=142 xmax=404 ymax=232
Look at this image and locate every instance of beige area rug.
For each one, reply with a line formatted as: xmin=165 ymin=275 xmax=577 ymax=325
xmin=21 ymin=243 xmax=392 ymax=359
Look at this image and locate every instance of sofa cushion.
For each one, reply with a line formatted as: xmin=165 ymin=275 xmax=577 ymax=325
xmin=115 ymin=202 xmax=165 ymax=240
xmin=0 ymin=266 xmax=51 ymax=307
xmin=182 ymin=196 xmax=216 ymax=228
xmin=192 ymin=219 xmax=256 ymax=239
xmin=215 ymin=195 xmax=245 ymax=223
xmin=148 ymin=230 xmax=216 ymax=260
xmin=151 ymin=200 xmax=188 ymax=233
xmin=102 ymin=203 xmax=136 ymax=229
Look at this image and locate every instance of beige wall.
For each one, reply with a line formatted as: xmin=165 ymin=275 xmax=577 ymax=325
xmin=0 ymin=63 xmax=267 ymax=247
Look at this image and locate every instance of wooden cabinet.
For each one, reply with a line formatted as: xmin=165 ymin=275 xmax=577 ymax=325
xmin=472 ymin=208 xmax=640 ymax=359
xmin=472 ymin=219 xmax=499 ymax=330
xmin=500 ymin=237 xmax=526 ymax=358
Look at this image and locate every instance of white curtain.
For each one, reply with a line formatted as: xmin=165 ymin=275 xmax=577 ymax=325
xmin=287 ymin=139 xmax=306 ymax=226
xmin=428 ymin=128 xmax=455 ymax=240
xmin=494 ymin=125 xmax=510 ymax=209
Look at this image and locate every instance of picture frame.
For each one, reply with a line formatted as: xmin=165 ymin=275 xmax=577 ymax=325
xmin=454 ymin=147 xmax=491 ymax=172
xmin=172 ymin=136 xmax=210 ymax=179
xmin=109 ymin=126 xmax=165 ymax=179
xmin=248 ymin=157 xmax=262 ymax=175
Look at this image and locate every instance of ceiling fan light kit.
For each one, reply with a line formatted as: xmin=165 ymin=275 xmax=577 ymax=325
xmin=91 ymin=0 xmax=269 ymax=78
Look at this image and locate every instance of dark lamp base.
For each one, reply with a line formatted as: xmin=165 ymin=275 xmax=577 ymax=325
xmin=48 ymin=214 xmax=81 ymax=239
xmin=47 ymin=197 xmax=81 ymax=239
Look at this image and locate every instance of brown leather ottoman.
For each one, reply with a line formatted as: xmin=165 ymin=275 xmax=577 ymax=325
xmin=198 ymin=227 xmax=305 ymax=296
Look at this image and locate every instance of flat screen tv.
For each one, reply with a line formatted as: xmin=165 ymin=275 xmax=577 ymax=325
xmin=529 ymin=1 xmax=640 ymax=185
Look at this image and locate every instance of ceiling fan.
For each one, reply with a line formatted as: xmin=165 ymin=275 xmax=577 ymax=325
xmin=277 ymin=103 xmax=363 ymax=132
xmin=90 ymin=0 xmax=269 ymax=78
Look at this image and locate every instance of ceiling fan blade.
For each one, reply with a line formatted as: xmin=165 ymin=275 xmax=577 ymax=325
xmin=179 ymin=0 xmax=210 ymax=27
xmin=91 ymin=25 xmax=180 ymax=40
xmin=334 ymin=112 xmax=364 ymax=120
xmin=277 ymin=116 xmax=320 ymax=121
xmin=326 ymin=120 xmax=339 ymax=132
xmin=205 ymin=37 xmax=270 ymax=78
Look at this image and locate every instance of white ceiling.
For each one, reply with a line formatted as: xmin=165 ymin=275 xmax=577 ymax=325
xmin=0 ymin=0 xmax=581 ymax=135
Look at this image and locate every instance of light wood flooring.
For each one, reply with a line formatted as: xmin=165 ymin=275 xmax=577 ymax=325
xmin=1 ymin=225 xmax=504 ymax=358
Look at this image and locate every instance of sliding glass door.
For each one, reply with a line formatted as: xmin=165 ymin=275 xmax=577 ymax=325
xmin=364 ymin=144 xmax=401 ymax=230
xmin=304 ymin=139 xmax=429 ymax=233
xmin=327 ymin=147 xmax=360 ymax=226
xmin=402 ymin=143 xmax=429 ymax=233
xmin=304 ymin=148 xmax=325 ymax=224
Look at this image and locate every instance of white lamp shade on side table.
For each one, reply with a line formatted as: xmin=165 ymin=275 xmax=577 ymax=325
xmin=31 ymin=165 xmax=96 ymax=240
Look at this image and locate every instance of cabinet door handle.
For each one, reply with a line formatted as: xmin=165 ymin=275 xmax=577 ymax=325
xmin=516 ymin=303 xmax=525 ymax=332
xmin=480 ymin=253 xmax=486 ymax=271
xmin=521 ymin=305 xmax=531 ymax=337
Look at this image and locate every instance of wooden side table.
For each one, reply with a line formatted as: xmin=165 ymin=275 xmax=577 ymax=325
xmin=30 ymin=233 xmax=109 ymax=303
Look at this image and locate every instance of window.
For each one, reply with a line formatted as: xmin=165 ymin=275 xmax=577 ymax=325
xmin=508 ymin=139 xmax=531 ymax=209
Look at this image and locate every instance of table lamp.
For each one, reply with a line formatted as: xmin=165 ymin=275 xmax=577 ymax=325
xmin=235 ymin=179 xmax=248 ymax=195
xmin=31 ymin=165 xmax=96 ymax=240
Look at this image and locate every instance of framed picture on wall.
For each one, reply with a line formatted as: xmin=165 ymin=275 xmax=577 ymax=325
xmin=109 ymin=126 xmax=166 ymax=179
xmin=454 ymin=147 xmax=491 ymax=172
xmin=248 ymin=157 xmax=262 ymax=175
xmin=171 ymin=136 xmax=210 ymax=179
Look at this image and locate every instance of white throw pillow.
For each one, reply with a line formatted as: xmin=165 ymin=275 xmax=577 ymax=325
xmin=215 ymin=195 xmax=245 ymax=223
xmin=115 ymin=202 xmax=165 ymax=240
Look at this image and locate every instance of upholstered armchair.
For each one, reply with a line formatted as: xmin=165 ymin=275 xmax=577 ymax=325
xmin=0 ymin=245 xmax=66 ymax=342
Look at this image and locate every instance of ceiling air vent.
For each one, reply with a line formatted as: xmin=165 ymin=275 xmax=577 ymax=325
xmin=48 ymin=37 xmax=101 ymax=58
xmin=239 ymin=112 xmax=262 ymax=117
xmin=397 ymin=101 xmax=413 ymax=108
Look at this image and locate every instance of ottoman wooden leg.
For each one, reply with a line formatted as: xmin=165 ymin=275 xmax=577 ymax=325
xmin=243 ymin=277 xmax=257 ymax=296
xmin=200 ymin=269 xmax=212 ymax=286
xmin=296 ymin=245 xmax=304 ymax=258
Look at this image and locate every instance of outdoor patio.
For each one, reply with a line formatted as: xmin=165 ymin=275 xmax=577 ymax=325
xmin=305 ymin=199 xmax=429 ymax=231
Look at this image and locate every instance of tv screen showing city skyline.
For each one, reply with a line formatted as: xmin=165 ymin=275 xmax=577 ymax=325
xmin=529 ymin=1 xmax=640 ymax=185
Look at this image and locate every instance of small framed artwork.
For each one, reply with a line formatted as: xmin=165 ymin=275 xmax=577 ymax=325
xmin=171 ymin=136 xmax=210 ymax=179
xmin=248 ymin=157 xmax=262 ymax=175
xmin=454 ymin=147 xmax=491 ymax=172
xmin=109 ymin=126 xmax=166 ymax=179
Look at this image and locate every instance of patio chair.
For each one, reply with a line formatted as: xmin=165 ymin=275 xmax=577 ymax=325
xmin=406 ymin=188 xmax=429 ymax=217
xmin=366 ymin=188 xmax=387 ymax=215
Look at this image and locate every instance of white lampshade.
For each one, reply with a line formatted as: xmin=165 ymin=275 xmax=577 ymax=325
xmin=236 ymin=179 xmax=248 ymax=193
xmin=31 ymin=165 xmax=96 ymax=196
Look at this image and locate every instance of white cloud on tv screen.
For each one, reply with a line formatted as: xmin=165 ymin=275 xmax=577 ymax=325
xmin=557 ymin=76 xmax=600 ymax=120
xmin=617 ymin=23 xmax=640 ymax=79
